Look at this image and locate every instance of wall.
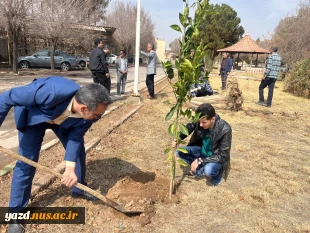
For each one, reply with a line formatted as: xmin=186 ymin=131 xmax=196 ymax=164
xmin=155 ymin=38 xmax=166 ymax=63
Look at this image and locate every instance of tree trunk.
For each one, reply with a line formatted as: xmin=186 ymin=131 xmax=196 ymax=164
xmin=11 ymin=28 xmax=18 ymax=74
xmin=50 ymin=43 xmax=55 ymax=71
xmin=169 ymin=154 xmax=176 ymax=199
xmin=7 ymin=31 xmax=11 ymax=66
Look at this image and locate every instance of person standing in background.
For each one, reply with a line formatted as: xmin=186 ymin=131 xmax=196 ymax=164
xmin=141 ymin=43 xmax=157 ymax=99
xmin=89 ymin=40 xmax=111 ymax=93
xmin=219 ymin=53 xmax=233 ymax=90
xmin=115 ymin=50 xmax=128 ymax=96
xmin=256 ymin=46 xmax=281 ymax=107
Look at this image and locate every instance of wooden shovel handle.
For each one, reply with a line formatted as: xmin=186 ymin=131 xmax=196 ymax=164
xmin=0 ymin=146 xmax=124 ymax=212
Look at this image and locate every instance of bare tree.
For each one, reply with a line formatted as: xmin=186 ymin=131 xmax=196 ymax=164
xmin=169 ymin=39 xmax=180 ymax=53
xmin=105 ymin=0 xmax=155 ymax=55
xmin=85 ymin=0 xmax=111 ymax=25
xmin=271 ymin=0 xmax=310 ymax=66
xmin=0 ymin=0 xmax=30 ymax=73
xmin=29 ymin=0 xmax=94 ymax=70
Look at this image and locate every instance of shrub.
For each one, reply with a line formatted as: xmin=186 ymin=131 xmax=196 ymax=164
xmin=284 ymin=58 xmax=310 ymax=99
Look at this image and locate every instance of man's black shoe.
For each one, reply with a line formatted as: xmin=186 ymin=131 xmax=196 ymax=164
xmin=8 ymin=223 xmax=25 ymax=233
xmin=255 ymin=101 xmax=267 ymax=106
xmin=72 ymin=191 xmax=100 ymax=201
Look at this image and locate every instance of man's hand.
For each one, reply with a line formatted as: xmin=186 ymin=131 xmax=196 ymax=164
xmin=106 ymin=73 xmax=110 ymax=78
xmin=171 ymin=139 xmax=177 ymax=148
xmin=190 ymin=158 xmax=203 ymax=172
xmin=262 ymin=76 xmax=265 ymax=80
xmin=61 ymin=166 xmax=78 ymax=188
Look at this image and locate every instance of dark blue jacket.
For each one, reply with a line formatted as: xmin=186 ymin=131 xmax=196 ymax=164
xmin=220 ymin=57 xmax=233 ymax=74
xmin=0 ymin=76 xmax=96 ymax=162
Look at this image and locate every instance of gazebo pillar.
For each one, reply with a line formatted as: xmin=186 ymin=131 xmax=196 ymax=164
xmin=256 ymin=54 xmax=259 ymax=67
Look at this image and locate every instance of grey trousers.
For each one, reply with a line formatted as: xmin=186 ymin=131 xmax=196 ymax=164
xmin=220 ymin=71 xmax=228 ymax=89
xmin=117 ymin=73 xmax=127 ymax=95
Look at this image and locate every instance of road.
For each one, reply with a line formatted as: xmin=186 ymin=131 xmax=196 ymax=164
xmin=0 ymin=65 xmax=165 ymax=169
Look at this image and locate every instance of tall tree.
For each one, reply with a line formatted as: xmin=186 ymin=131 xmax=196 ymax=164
xmin=271 ymin=0 xmax=310 ymax=66
xmin=85 ymin=0 xmax=111 ymax=25
xmin=105 ymin=0 xmax=155 ymax=55
xmin=30 ymin=0 xmax=92 ymax=70
xmin=169 ymin=38 xmax=180 ymax=53
xmin=196 ymin=3 xmax=244 ymax=60
xmin=0 ymin=0 xmax=30 ymax=73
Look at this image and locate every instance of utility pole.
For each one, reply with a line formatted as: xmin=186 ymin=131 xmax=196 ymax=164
xmin=181 ymin=0 xmax=187 ymax=42
xmin=133 ymin=0 xmax=141 ymax=96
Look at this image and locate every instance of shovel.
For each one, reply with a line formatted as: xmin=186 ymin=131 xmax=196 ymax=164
xmin=0 ymin=146 xmax=143 ymax=215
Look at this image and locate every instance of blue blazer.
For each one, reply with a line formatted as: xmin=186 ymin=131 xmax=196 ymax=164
xmin=0 ymin=76 xmax=96 ymax=162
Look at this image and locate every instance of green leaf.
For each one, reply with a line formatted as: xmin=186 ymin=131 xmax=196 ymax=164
xmin=164 ymin=148 xmax=171 ymax=155
xmin=177 ymin=159 xmax=189 ymax=167
xmin=186 ymin=109 xmax=192 ymax=119
xmin=168 ymin=73 xmax=174 ymax=79
xmin=175 ymin=60 xmax=180 ymax=69
xmin=185 ymin=27 xmax=194 ymax=38
xmin=166 ymin=152 xmax=173 ymax=162
xmin=168 ymin=122 xmax=176 ymax=136
xmin=165 ymin=105 xmax=177 ymax=121
xmin=177 ymin=148 xmax=188 ymax=153
xmin=170 ymin=24 xmax=182 ymax=33
xmin=179 ymin=59 xmax=193 ymax=74
xmin=179 ymin=13 xmax=185 ymax=27
xmin=193 ymin=112 xmax=201 ymax=122
xmin=167 ymin=68 xmax=174 ymax=75
xmin=184 ymin=6 xmax=189 ymax=18
xmin=180 ymin=124 xmax=189 ymax=136
xmin=165 ymin=62 xmax=172 ymax=69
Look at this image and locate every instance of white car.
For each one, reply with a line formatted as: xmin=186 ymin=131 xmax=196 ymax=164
xmin=107 ymin=54 xmax=117 ymax=64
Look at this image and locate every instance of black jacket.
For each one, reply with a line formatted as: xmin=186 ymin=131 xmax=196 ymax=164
xmin=180 ymin=114 xmax=232 ymax=179
xmin=89 ymin=47 xmax=109 ymax=73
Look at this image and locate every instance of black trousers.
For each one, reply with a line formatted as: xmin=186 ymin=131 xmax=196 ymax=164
xmin=259 ymin=77 xmax=276 ymax=106
xmin=92 ymin=72 xmax=110 ymax=93
xmin=146 ymin=74 xmax=155 ymax=97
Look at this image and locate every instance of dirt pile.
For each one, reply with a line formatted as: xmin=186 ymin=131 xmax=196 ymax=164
xmin=226 ymin=77 xmax=243 ymax=111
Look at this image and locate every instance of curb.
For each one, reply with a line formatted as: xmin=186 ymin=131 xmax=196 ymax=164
xmin=30 ymin=103 xmax=143 ymax=200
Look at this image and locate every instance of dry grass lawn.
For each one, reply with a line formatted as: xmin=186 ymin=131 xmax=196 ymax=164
xmin=1 ymin=70 xmax=309 ymax=232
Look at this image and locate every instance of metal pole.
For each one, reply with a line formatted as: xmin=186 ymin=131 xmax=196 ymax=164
xmin=181 ymin=0 xmax=187 ymax=42
xmin=133 ymin=0 xmax=141 ymax=96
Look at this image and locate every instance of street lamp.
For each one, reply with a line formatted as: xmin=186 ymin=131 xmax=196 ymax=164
xmin=133 ymin=0 xmax=141 ymax=96
xmin=181 ymin=0 xmax=187 ymax=42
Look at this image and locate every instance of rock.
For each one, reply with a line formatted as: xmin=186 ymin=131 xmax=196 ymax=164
xmin=139 ymin=216 xmax=151 ymax=227
xmin=139 ymin=199 xmax=146 ymax=204
xmin=125 ymin=200 xmax=134 ymax=208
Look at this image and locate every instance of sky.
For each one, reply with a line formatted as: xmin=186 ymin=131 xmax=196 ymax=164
xmin=115 ymin=0 xmax=299 ymax=45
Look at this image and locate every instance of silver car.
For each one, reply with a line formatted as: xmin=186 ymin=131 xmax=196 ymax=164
xmin=18 ymin=50 xmax=79 ymax=71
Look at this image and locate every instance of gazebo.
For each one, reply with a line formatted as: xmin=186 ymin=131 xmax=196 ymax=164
xmin=217 ymin=32 xmax=270 ymax=69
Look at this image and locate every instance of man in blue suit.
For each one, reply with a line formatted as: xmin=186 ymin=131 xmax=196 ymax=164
xmin=219 ymin=53 xmax=233 ymax=90
xmin=0 ymin=76 xmax=112 ymax=233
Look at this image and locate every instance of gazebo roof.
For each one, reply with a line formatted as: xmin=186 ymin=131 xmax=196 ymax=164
xmin=217 ymin=33 xmax=270 ymax=54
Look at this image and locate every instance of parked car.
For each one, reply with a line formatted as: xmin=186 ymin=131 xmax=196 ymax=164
xmin=77 ymin=54 xmax=89 ymax=68
xmin=17 ymin=50 xmax=79 ymax=71
xmin=128 ymin=56 xmax=143 ymax=64
xmin=107 ymin=53 xmax=117 ymax=64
